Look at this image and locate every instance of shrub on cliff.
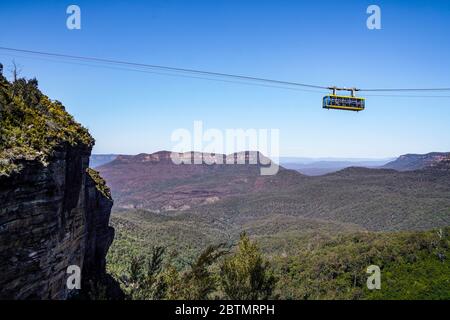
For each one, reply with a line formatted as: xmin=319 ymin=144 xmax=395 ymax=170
xmin=87 ymin=168 xmax=112 ymax=199
xmin=0 ymin=74 xmax=93 ymax=176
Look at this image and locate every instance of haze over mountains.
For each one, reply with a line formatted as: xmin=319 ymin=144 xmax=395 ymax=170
xmin=92 ymin=151 xmax=449 ymax=175
xmin=90 ymin=154 xmax=120 ymax=168
xmin=91 ymin=153 xmax=394 ymax=176
xmin=281 ymin=159 xmax=392 ymax=176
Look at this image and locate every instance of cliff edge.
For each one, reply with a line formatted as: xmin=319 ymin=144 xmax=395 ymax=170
xmin=0 ymin=74 xmax=120 ymax=299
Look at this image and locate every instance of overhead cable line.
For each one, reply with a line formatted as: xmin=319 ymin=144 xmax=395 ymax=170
xmin=0 ymin=46 xmax=328 ymax=90
xmin=0 ymin=51 xmax=328 ymax=94
xmin=1 ymin=46 xmax=450 ymax=94
xmin=359 ymin=88 xmax=450 ymax=92
xmin=364 ymin=93 xmax=450 ymax=98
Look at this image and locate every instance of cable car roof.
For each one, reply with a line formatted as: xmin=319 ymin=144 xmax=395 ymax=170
xmin=323 ymin=94 xmax=365 ymax=100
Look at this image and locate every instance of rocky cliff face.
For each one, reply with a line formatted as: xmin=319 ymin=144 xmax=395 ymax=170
xmin=0 ymin=75 xmax=119 ymax=300
xmin=0 ymin=144 xmax=115 ymax=299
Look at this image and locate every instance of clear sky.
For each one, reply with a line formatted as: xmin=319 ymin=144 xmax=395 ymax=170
xmin=1 ymin=0 xmax=449 ymax=158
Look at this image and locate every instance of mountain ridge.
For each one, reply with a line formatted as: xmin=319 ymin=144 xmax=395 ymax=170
xmin=92 ymin=151 xmax=450 ymax=176
xmin=98 ymin=150 xmax=299 ymax=211
xmin=383 ymin=152 xmax=450 ymax=171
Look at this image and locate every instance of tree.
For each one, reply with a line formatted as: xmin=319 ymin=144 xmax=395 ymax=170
xmin=181 ymin=244 xmax=229 ymax=300
xmin=118 ymin=244 xmax=228 ymax=300
xmin=120 ymin=246 xmax=167 ymax=300
xmin=9 ymin=60 xmax=22 ymax=82
xmin=220 ymin=233 xmax=276 ymax=300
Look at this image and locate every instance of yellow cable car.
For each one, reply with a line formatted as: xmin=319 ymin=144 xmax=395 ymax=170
xmin=323 ymin=88 xmax=365 ymax=112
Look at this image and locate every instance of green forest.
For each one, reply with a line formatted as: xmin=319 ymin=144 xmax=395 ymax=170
xmin=106 ymin=213 xmax=449 ymax=300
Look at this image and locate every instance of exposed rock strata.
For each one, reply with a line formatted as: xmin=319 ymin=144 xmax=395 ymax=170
xmin=0 ymin=144 xmax=116 ymax=299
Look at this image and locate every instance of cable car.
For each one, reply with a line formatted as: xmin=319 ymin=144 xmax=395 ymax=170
xmin=323 ymin=87 xmax=365 ymax=112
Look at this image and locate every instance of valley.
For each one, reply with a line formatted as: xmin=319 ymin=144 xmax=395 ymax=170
xmin=98 ymin=151 xmax=450 ymax=232
xmin=101 ymin=151 xmax=450 ymax=299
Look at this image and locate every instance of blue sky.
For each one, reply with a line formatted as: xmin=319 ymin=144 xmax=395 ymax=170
xmin=0 ymin=0 xmax=449 ymax=157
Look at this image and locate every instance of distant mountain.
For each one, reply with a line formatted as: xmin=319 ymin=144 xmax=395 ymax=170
xmin=97 ymin=151 xmax=300 ymax=211
xmin=90 ymin=154 xmax=119 ymax=168
xmin=383 ymin=152 xmax=450 ymax=171
xmin=280 ymin=157 xmax=393 ymax=164
xmin=92 ymin=154 xmax=393 ymax=176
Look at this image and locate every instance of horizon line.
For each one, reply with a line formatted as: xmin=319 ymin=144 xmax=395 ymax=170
xmin=89 ymin=150 xmax=450 ymax=160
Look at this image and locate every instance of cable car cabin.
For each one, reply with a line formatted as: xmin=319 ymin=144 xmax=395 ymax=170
xmin=323 ymin=95 xmax=365 ymax=112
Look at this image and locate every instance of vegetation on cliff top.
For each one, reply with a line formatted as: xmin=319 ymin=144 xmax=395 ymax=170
xmin=87 ymin=168 xmax=112 ymax=200
xmin=0 ymin=74 xmax=93 ymax=176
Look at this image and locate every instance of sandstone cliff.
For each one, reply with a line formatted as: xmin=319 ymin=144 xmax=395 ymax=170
xmin=0 ymin=74 xmax=119 ymax=299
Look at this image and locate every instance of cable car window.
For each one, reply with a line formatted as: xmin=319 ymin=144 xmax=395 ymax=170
xmin=323 ymin=94 xmax=365 ymax=112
